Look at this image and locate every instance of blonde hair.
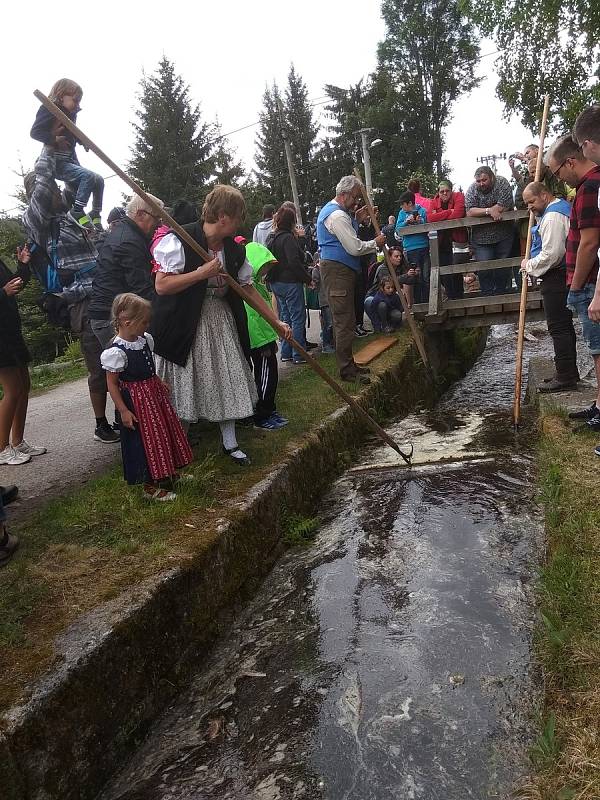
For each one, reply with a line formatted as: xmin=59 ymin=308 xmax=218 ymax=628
xmin=49 ymin=78 xmax=83 ymax=104
xmin=126 ymin=192 xmax=164 ymax=219
xmin=111 ymin=293 xmax=152 ymax=334
xmin=201 ymin=185 xmax=246 ymax=224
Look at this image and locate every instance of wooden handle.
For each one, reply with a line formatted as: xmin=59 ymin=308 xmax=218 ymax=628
xmin=33 ymin=89 xmax=412 ymax=463
xmin=353 ymin=168 xmax=431 ymax=372
xmin=513 ymin=94 xmax=551 ymax=427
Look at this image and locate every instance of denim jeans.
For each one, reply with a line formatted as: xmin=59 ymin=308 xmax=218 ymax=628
xmin=567 ymin=284 xmax=600 ymax=356
xmin=56 ymin=154 xmax=104 ymax=213
xmin=405 ymin=247 xmax=430 ymax=303
xmin=319 ymin=305 xmax=334 ymax=348
xmin=472 ymin=235 xmax=514 ymax=295
xmin=364 ymin=295 xmax=381 ymax=331
xmin=270 ymin=281 xmax=306 ymax=361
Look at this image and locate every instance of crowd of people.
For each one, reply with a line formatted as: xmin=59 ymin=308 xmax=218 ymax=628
xmin=2 ymin=78 xmax=600 ymax=568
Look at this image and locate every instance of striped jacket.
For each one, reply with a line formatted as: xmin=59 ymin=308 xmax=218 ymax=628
xmin=22 ymin=147 xmax=98 ymax=304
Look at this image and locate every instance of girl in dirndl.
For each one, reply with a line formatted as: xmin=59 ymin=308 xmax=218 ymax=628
xmin=101 ymin=293 xmax=193 ymax=502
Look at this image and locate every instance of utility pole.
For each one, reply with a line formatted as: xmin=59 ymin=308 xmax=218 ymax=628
xmin=276 ymin=97 xmax=303 ymax=225
xmin=357 ymin=128 xmax=374 ymax=198
xmin=476 ymin=153 xmax=507 ymax=173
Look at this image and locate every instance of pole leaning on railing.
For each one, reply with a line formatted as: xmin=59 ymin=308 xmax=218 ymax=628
xmin=33 ymin=90 xmax=412 ymax=464
xmin=353 ymin=168 xmax=432 ymax=374
xmin=513 ymin=94 xmax=551 ymax=428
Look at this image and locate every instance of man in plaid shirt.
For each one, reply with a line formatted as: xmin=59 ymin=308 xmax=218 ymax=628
xmin=546 ymin=134 xmax=600 ymax=433
xmin=22 ymin=143 xmax=119 ymax=444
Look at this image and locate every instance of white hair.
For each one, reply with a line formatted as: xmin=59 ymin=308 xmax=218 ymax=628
xmin=335 ymin=175 xmax=362 ymax=196
xmin=126 ymin=192 xmax=164 ymax=218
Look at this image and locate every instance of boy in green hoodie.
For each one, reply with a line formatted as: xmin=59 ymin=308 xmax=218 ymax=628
xmin=243 ymin=241 xmax=289 ymax=430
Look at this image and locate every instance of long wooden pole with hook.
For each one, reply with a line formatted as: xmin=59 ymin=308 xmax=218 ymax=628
xmin=33 ymin=89 xmax=412 ymax=464
xmin=353 ymin=168 xmax=432 ymax=373
xmin=513 ymin=94 xmax=551 ymax=428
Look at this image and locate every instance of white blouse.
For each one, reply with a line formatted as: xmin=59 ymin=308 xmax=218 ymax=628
xmin=101 ymin=333 xmax=154 ymax=373
xmin=153 ymin=232 xmax=253 ymax=286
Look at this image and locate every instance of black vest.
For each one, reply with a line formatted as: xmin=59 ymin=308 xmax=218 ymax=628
xmin=151 ymin=222 xmax=250 ymax=367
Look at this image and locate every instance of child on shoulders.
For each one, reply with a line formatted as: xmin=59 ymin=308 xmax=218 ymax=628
xmin=31 ymin=78 xmax=104 ymax=231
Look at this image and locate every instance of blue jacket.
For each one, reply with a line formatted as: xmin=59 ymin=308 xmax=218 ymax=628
xmin=395 ymin=205 xmax=428 ymax=252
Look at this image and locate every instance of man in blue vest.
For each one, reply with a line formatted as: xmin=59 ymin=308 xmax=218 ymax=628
xmin=317 ymin=176 xmax=385 ymax=383
xmin=521 ymin=181 xmax=579 ymax=391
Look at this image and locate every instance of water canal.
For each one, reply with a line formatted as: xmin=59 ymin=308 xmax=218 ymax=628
xmin=101 ymin=326 xmax=553 ymax=800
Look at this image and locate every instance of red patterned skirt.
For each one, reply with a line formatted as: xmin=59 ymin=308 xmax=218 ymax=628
xmin=119 ymin=375 xmax=193 ymax=484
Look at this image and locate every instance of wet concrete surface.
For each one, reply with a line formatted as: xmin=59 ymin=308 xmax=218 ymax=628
xmin=99 ymin=325 xmax=589 ymax=800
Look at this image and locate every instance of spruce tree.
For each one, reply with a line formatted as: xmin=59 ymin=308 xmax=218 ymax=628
xmin=129 ymin=56 xmax=214 ymax=204
xmin=254 ymin=83 xmax=290 ymax=204
xmin=285 ymin=65 xmax=319 ymax=216
xmin=211 ymin=122 xmax=246 ymax=187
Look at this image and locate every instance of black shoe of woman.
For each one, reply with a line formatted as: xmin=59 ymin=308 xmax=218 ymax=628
xmin=222 ymin=446 xmax=252 ymax=466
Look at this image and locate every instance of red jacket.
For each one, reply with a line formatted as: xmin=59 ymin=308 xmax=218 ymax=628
xmin=427 ymin=191 xmax=468 ymax=245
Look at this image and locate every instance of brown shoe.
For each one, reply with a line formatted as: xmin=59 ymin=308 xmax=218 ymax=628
xmin=0 ymin=529 xmax=19 ymax=568
xmin=341 ymin=370 xmax=370 ymax=385
xmin=538 ymin=378 xmax=578 ymax=393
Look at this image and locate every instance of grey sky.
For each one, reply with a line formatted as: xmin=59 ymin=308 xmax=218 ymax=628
xmin=1 ymin=1 xmax=534 ymax=219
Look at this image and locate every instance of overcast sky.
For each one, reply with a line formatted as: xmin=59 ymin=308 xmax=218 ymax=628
xmin=1 ymin=0 xmax=536 ymax=220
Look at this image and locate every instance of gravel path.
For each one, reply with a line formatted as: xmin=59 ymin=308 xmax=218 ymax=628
xmin=0 ymin=312 xmax=326 ymax=518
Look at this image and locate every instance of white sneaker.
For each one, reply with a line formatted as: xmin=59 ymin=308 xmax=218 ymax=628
xmin=13 ymin=439 xmax=47 ymax=457
xmin=0 ymin=446 xmax=31 ymax=466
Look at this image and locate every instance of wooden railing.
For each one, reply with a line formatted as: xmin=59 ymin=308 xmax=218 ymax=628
xmin=395 ymin=209 xmax=533 ymax=324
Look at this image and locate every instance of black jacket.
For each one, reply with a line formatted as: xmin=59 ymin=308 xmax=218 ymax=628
xmin=267 ymin=230 xmax=312 ymax=284
xmin=150 ymin=222 xmax=250 ymax=368
xmin=0 ymin=259 xmax=29 ymax=340
xmin=88 ymin=217 xmax=155 ymax=321
xmin=31 ymin=104 xmax=79 ymax=151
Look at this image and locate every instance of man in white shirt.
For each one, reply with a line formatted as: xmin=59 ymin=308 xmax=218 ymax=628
xmin=317 ymin=176 xmax=385 ymax=383
xmin=521 ymin=181 xmax=579 ymax=391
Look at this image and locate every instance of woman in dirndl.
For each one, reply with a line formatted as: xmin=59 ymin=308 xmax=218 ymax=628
xmin=151 ymin=185 xmax=291 ymax=466
xmin=101 ymin=293 xmax=193 ymax=502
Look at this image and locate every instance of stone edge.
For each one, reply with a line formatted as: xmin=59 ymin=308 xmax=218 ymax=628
xmin=0 ymin=329 xmax=485 ymax=800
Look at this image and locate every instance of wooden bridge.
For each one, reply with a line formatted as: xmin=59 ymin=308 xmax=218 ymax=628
xmin=395 ymin=209 xmax=546 ymax=329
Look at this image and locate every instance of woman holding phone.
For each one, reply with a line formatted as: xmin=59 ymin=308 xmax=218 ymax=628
xmin=0 ymin=246 xmax=47 ymax=466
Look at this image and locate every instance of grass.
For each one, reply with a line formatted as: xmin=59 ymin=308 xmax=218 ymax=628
xmin=0 ymin=336 xmax=412 ymax=713
xmin=29 ymin=361 xmax=88 ymax=394
xmin=517 ymin=412 xmax=600 ymax=799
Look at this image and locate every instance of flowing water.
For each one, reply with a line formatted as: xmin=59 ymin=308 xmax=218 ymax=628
xmin=101 ymin=326 xmax=555 ymax=800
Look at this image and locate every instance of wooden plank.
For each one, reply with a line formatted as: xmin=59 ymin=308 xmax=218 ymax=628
xmin=448 ymin=308 xmax=467 ymax=317
xmin=466 ymin=305 xmax=485 ymax=315
xmin=445 ymin=291 xmax=541 ymax=310
xmin=439 ymin=257 xmax=521 ymax=276
xmin=428 ymin=233 xmax=441 ymax=316
xmin=433 ymin=309 xmax=547 ymax=330
xmin=354 ymin=335 xmax=398 ymax=366
xmin=395 ymin=209 xmax=528 ymax=236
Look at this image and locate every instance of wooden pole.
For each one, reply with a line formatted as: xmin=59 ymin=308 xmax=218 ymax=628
xmin=33 ymin=89 xmax=412 ymax=464
xmin=276 ymin=97 xmax=303 ymax=225
xmin=353 ymin=168 xmax=432 ymax=373
xmin=513 ymin=94 xmax=551 ymax=428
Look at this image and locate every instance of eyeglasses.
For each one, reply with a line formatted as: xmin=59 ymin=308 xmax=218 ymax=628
xmin=140 ymin=209 xmax=162 ymax=222
xmin=439 ymin=188 xmax=451 ymax=194
xmin=551 ymin=159 xmax=568 ymax=179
